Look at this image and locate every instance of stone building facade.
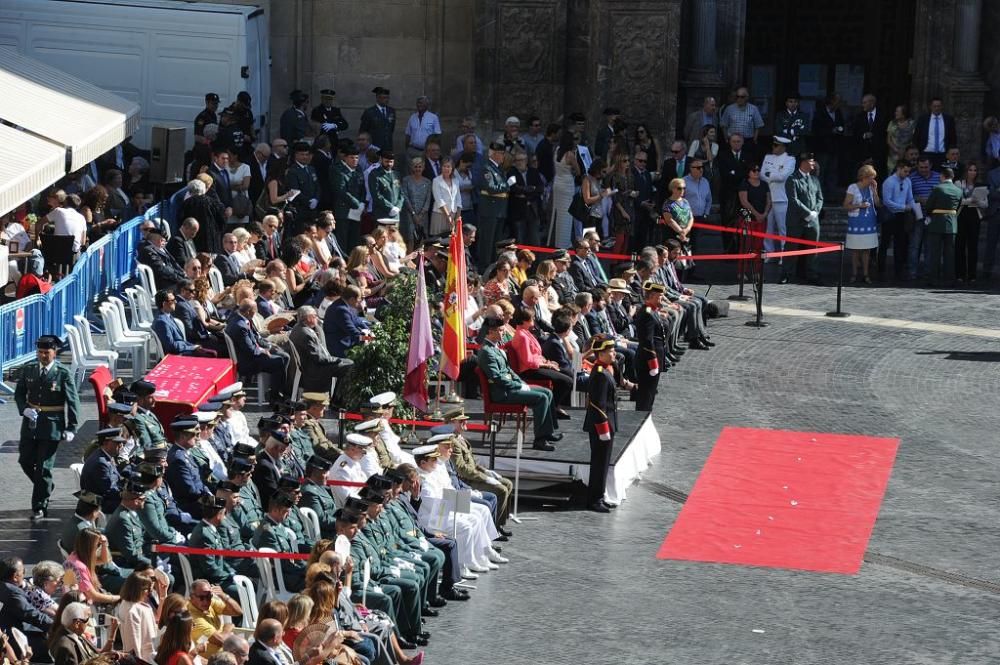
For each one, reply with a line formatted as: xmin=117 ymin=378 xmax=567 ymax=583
xmin=235 ymin=0 xmax=995 ymax=164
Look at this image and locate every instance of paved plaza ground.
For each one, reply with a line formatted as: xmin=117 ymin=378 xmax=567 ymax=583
xmin=0 ymin=251 xmax=997 ymax=664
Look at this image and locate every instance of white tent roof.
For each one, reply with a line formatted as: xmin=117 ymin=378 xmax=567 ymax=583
xmin=0 ymin=123 xmax=66 ymax=217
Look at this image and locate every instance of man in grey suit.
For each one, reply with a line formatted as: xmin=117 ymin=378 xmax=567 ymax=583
xmin=783 ymin=152 xmax=825 ymax=285
xmin=288 ymin=305 xmax=353 ymax=401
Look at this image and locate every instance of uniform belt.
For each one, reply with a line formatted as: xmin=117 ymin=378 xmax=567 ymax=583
xmin=931 ymin=209 xmax=957 ymax=214
xmin=28 ymin=404 xmax=63 ymax=412
xmin=480 ymin=191 xmax=508 ymax=198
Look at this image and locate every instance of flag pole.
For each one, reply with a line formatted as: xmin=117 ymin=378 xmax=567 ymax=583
xmin=429 ymin=362 xmax=445 ymax=421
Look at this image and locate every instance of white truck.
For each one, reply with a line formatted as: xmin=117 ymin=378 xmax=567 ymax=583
xmin=0 ymin=0 xmax=270 ymax=149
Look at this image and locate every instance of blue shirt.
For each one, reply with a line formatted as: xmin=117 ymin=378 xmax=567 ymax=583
xmin=683 ymin=175 xmax=713 ymax=217
xmin=910 ymin=170 xmax=940 ymax=202
xmin=882 ymin=174 xmax=915 ymax=214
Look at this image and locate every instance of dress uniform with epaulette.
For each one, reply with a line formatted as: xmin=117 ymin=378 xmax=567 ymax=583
xmin=358 ymin=86 xmax=396 ymax=152
xmin=79 ymin=428 xmax=126 ymax=515
xmin=165 ymin=419 xmax=213 ymax=519
xmin=368 ymin=153 xmax=405 ymax=220
xmin=311 ymin=90 xmax=349 ymax=145
xmin=136 ymin=463 xmax=185 ymax=554
xmin=473 ymin=143 xmax=513 ymax=272
xmin=583 ymin=338 xmax=619 ymax=513
xmin=61 ymin=490 xmax=104 ymax=554
xmin=276 ymin=475 xmax=314 ymax=552
xmin=130 ymin=380 xmax=167 ymax=450
xmin=194 ymin=93 xmax=220 ymax=137
xmin=330 ymin=435 xmax=373 ymax=504
xmin=251 ymin=493 xmax=306 ymax=591
xmin=188 ymin=495 xmax=240 ymax=598
xmin=633 ymin=282 xmax=667 ymax=411
xmin=440 ymin=409 xmax=513 ymax=528
xmin=106 ymin=480 xmax=151 ymax=571
xmin=330 ymin=148 xmax=366 ymax=252
xmin=355 ymin=419 xmax=394 ymax=471
xmin=15 ymin=335 xmax=81 ymax=517
xmin=213 ymin=479 xmax=259 ymax=580
xmin=285 ymin=143 xmax=321 ymax=232
xmin=299 ymin=456 xmax=339 ymax=538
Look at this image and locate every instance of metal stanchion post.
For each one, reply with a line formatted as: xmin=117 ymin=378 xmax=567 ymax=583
xmin=745 ymin=252 xmax=769 ymax=328
xmin=729 ymin=215 xmax=752 ymax=301
xmin=337 ymin=408 xmax=347 ymax=447
xmin=826 ymin=242 xmax=851 ymax=318
xmin=488 ymin=419 xmax=498 ymax=470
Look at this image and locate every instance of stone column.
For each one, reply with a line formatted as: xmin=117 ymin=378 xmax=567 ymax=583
xmin=953 ymin=0 xmax=982 ymax=74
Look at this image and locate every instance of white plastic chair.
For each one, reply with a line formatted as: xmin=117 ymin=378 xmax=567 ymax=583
xmin=255 ymin=548 xmax=293 ymax=602
xmin=132 ymin=284 xmax=157 ymax=325
xmin=125 ymin=288 xmax=153 ymax=327
xmin=72 ymin=315 xmax=119 ymax=374
xmin=570 ymin=348 xmax=585 ymax=408
xmin=287 ymin=341 xmax=304 ymax=399
xmin=70 ymin=463 xmax=83 ymax=489
xmin=177 ymin=553 xmax=195 ymax=592
xmin=99 ymin=303 xmax=148 ymax=376
xmin=136 ymin=263 xmax=156 ymax=296
xmin=109 ymin=296 xmax=154 ymax=346
xmin=233 ymin=575 xmax=259 ymax=627
xmin=223 ymin=331 xmax=269 ymax=406
xmin=208 ymin=266 xmax=224 ymax=295
xmin=298 ymin=507 xmax=321 ymax=543
xmin=64 ymin=325 xmax=106 ymax=387
xmin=173 ymin=317 xmax=187 ymax=342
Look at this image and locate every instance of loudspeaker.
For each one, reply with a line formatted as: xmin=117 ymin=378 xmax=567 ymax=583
xmin=149 ymin=126 xmax=186 ymax=184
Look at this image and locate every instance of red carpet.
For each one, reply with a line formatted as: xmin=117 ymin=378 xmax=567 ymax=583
xmin=657 ymin=427 xmax=899 ymax=574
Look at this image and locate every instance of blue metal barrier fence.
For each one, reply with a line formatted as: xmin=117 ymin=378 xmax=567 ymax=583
xmin=0 ymin=205 xmax=160 ymax=392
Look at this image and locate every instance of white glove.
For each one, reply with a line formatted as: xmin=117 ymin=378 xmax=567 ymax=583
xmin=806 ymin=210 xmax=819 ymax=224
xmin=321 ymin=122 xmax=335 ymax=132
xmin=519 ymin=382 xmax=530 ymax=392
xmin=471 ymin=490 xmax=482 ymax=499
xmin=389 ymin=566 xmax=401 ymax=577
xmin=62 ymin=431 xmax=75 ymax=443
xmin=308 ymin=198 xmax=318 ymax=210
xmin=487 ymin=469 xmax=502 ymax=480
xmin=485 ymin=476 xmax=502 ymax=487
xmin=172 ymin=531 xmax=186 ymax=544
xmin=389 ymin=206 xmax=400 ymax=217
xmin=598 ymin=431 xmax=612 ymax=442
xmin=22 ymin=408 xmax=38 ymax=421
xmin=372 ymin=584 xmax=383 ymax=593
xmin=506 ymin=175 xmax=517 ymax=186
xmin=418 ymin=538 xmax=430 ymax=552
xmin=409 ymin=552 xmax=422 ymax=562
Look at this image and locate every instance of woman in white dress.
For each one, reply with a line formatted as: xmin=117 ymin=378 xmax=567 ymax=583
xmin=843 ymin=164 xmax=880 ymax=283
xmin=550 ymin=132 xmax=580 ymax=248
xmin=226 ymin=148 xmax=252 ymax=226
xmin=430 ymin=158 xmax=461 ymax=236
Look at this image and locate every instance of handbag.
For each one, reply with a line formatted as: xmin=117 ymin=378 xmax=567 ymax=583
xmin=255 ymin=186 xmax=285 ymax=221
xmin=568 ymin=192 xmax=591 ymax=221
xmin=231 ymin=191 xmax=253 ymax=219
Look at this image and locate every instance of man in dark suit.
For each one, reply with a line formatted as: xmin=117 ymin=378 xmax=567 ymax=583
xmin=255 ymin=281 xmax=280 ymax=318
xmin=422 ymin=140 xmax=443 ymax=179
xmin=252 ymin=433 xmax=289 ymax=512
xmin=247 ymin=619 xmax=285 ymax=665
xmin=311 ymin=134 xmax=335 ymax=211
xmin=913 ymin=97 xmax=957 ymax=171
xmin=0 ymin=557 xmax=53 ymax=659
xmin=594 ymin=107 xmax=620 ymax=160
xmin=506 ymin=151 xmax=545 ymax=247
xmin=810 ymin=93 xmax=847 ymax=195
xmin=285 ymin=142 xmax=320 ymax=234
xmin=850 ymin=93 xmax=890 ymax=176
xmin=658 ymin=140 xmax=692 ymax=198
xmin=715 ymin=133 xmax=752 ymax=252
xmin=534 ymin=123 xmax=560 ymax=184
xmin=289 ymin=306 xmax=353 ymax=397
xmin=248 ymin=142 xmax=272 ymax=205
xmin=175 ymin=281 xmax=225 ymax=354
xmin=631 ymin=150 xmax=657 ymax=251
xmin=568 ymin=241 xmax=599 ymax=291
xmin=207 ymin=148 xmax=234 ymax=209
xmin=225 ymin=299 xmax=287 ymax=404
xmin=258 ymin=215 xmax=282 ymax=262
xmin=167 ymin=218 xmax=199 ymax=267
xmin=359 ymin=86 xmax=396 ymax=153
xmin=214 ymin=233 xmax=251 ymax=286
xmin=138 ymin=228 xmax=186 ymax=291
xmin=323 ymin=286 xmax=370 ymax=358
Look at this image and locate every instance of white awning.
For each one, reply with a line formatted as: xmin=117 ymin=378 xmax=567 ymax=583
xmin=0 ymin=51 xmax=140 ymax=172
xmin=0 ymin=123 xmax=66 ymax=217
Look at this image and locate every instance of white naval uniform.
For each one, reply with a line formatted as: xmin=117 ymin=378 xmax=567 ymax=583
xmin=330 ymin=453 xmax=369 ymax=504
xmin=760 ymin=152 xmax=796 ymax=252
xmin=417 ymin=465 xmax=493 ymax=569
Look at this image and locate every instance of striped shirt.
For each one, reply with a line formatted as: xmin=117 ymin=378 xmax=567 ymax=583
xmin=909 ymin=170 xmax=940 ymax=202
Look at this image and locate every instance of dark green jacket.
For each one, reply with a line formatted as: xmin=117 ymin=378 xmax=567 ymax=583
xmin=15 ymin=361 xmax=80 ymax=441
xmin=106 ymin=506 xmax=151 ymax=568
xmin=925 ymin=180 xmax=963 ymax=234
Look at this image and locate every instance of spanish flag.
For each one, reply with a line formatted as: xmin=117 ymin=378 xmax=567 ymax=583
xmin=440 ymin=221 xmax=467 ymax=380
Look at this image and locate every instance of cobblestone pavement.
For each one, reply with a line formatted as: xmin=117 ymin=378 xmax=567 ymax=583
xmin=0 ymin=263 xmax=998 ymax=664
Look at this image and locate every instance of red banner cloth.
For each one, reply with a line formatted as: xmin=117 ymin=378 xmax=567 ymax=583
xmin=145 ymin=356 xmax=235 ymax=429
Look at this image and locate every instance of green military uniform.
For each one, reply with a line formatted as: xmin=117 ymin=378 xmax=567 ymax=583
xmin=352 ymin=527 xmax=421 ymax=639
xmin=132 ymin=408 xmax=166 ymax=450
xmin=300 ymin=417 xmax=341 ymax=462
xmin=299 ymin=480 xmax=339 ymax=538
xmin=217 ymin=514 xmax=258 ymax=579
xmin=368 ymin=165 xmax=404 ymax=220
xmin=251 ymin=516 xmax=306 ymax=590
xmin=924 ymin=179 xmax=963 ymax=283
xmin=139 ymin=488 xmax=182 ymax=554
xmin=784 ymin=167 xmax=825 ymax=281
xmin=188 ymin=520 xmax=238 ymax=589
xmin=477 ymin=341 xmax=556 ymax=442
xmin=473 ymin=154 xmax=511 ymax=272
xmin=450 ymin=433 xmax=512 ymax=525
xmin=15 ymin=355 xmax=80 ymax=514
xmin=383 ymin=501 xmax=444 ymax=602
xmin=285 ymin=160 xmax=321 ymax=230
xmin=60 ymin=514 xmax=95 ymax=554
xmin=106 ymin=505 xmax=149 ymax=569
xmin=367 ymin=513 xmax=429 ymax=595
xmin=289 ymin=430 xmax=315 ymax=473
xmin=234 ymin=483 xmax=265 ymax=540
xmin=330 ymin=160 xmax=366 ymax=251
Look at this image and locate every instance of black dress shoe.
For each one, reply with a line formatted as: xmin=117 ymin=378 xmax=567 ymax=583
xmin=808 ymin=277 xmax=825 ymax=286
xmin=699 ymin=337 xmax=716 ymax=347
xmin=398 ymin=639 xmax=417 ymax=650
xmin=688 ymin=339 xmax=711 ymax=350
xmin=779 ymin=275 xmax=790 ymax=284
xmin=429 ymin=596 xmax=448 ymax=608
xmin=665 ymin=352 xmax=680 ymax=363
xmin=422 ymin=606 xmax=440 ymax=617
xmin=418 ymin=631 xmax=431 ymax=639
xmin=673 ymin=347 xmax=686 ymax=355
xmin=545 ymin=432 xmax=564 ymax=442
xmin=588 ymin=502 xmax=611 ymax=513
xmin=555 ymin=409 xmax=571 ymax=420
xmin=492 ymin=544 xmax=503 ymax=553
xmin=414 ymin=636 xmax=430 ymax=647
xmin=601 ymin=500 xmax=617 ymax=510
xmin=442 ymin=588 xmax=470 ymax=601
xmin=532 ymin=439 xmax=555 ymax=451
xmin=499 ymin=525 xmax=513 ymax=537
xmin=495 ymin=534 xmax=509 ymax=542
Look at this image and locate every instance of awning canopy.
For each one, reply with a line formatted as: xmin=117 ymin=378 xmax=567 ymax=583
xmin=0 ymin=51 xmax=140 ymax=172
xmin=0 ymin=123 xmax=66 ymax=217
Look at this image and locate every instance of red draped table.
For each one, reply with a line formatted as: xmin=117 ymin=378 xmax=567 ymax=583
xmin=145 ymin=355 xmax=236 ymax=431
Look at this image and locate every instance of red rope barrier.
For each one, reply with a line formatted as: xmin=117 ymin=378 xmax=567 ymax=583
xmin=692 ymin=221 xmax=839 ymax=248
xmin=154 ymin=544 xmax=310 ymax=560
xmin=764 ymin=245 xmax=843 ymax=259
xmin=326 ymin=479 xmax=368 ymax=488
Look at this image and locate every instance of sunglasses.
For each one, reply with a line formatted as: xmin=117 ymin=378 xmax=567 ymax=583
xmin=737 ymin=94 xmax=749 ymax=99
xmin=635 ymin=158 xmax=647 ymax=163
xmin=193 ymin=593 xmax=213 ymax=600
xmin=691 ymin=165 xmax=703 ymax=170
